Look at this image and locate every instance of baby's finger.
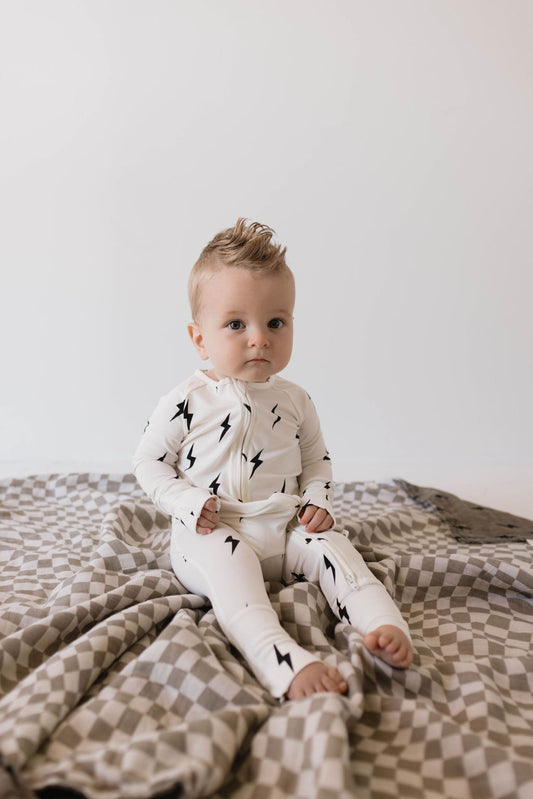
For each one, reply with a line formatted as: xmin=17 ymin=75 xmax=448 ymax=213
xmin=313 ymin=512 xmax=334 ymax=532
xmin=204 ymin=497 xmax=218 ymax=512
xmin=305 ymin=508 xmax=327 ymax=532
xmin=299 ymin=504 xmax=316 ymax=526
xmin=201 ymin=509 xmax=219 ymax=526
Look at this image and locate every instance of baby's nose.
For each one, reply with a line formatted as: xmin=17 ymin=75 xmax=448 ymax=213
xmin=248 ymin=326 xmax=269 ymax=347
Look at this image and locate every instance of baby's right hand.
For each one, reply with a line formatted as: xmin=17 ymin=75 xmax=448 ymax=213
xmin=196 ymin=497 xmax=219 ymax=535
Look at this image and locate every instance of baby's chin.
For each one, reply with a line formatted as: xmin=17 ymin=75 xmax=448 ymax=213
xmin=209 ymin=360 xmax=286 ymax=383
xmin=241 ymin=359 xmax=286 ymax=381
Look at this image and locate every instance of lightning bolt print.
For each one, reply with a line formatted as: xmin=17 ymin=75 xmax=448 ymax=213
xmin=184 ymin=445 xmax=196 ymax=471
xmin=336 ymin=599 xmax=351 ymax=623
xmin=291 ymin=572 xmax=307 ymax=582
xmin=274 ymin=644 xmax=294 ymax=672
xmin=225 ymin=535 xmax=239 ymax=555
xmin=249 ymin=450 xmax=264 ymax=479
xmin=271 ymin=403 xmax=281 ymax=428
xmin=170 ymin=399 xmax=193 ymax=430
xmin=209 ymin=473 xmax=221 ymax=495
xmin=219 ymin=413 xmax=231 ymax=441
xmin=324 ymin=555 xmax=336 ymax=583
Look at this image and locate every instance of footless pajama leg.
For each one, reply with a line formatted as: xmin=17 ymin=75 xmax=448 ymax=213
xmin=170 ymin=522 xmax=318 ymax=698
xmin=284 ymin=527 xmax=411 ymax=639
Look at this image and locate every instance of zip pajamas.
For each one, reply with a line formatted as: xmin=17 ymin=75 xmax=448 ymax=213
xmin=134 ymin=370 xmax=410 ymax=698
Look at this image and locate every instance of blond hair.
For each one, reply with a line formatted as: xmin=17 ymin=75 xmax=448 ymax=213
xmin=188 ymin=218 xmax=292 ymax=320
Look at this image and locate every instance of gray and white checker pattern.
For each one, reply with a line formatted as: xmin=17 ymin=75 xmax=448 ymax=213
xmin=1 ymin=473 xmax=533 ymax=798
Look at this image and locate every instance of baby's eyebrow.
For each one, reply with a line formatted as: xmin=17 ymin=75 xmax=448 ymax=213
xmin=222 ymin=308 xmax=292 ymax=317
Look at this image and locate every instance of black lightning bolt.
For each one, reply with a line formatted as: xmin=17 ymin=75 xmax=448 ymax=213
xmin=157 ymin=453 xmax=166 ymax=462
xmin=324 ymin=481 xmax=331 ymax=490
xmin=225 ymin=535 xmax=239 ymax=554
xmin=170 ymin=399 xmax=193 ymax=430
xmin=336 ymin=599 xmax=350 ymax=623
xmin=291 ymin=572 xmax=307 ymax=582
xmin=185 ymin=445 xmax=196 ymax=471
xmin=249 ymin=450 xmax=264 ymax=479
xmin=271 ymin=404 xmax=281 ymax=428
xmin=324 ymin=555 xmax=336 ymax=583
xmin=323 ymin=451 xmax=331 ymax=461
xmin=209 ymin=473 xmax=221 ymax=495
xmin=244 ymin=403 xmax=251 ymax=413
xmin=274 ymin=644 xmax=294 ymax=671
xmin=281 ymin=479 xmax=286 ymax=493
xmin=219 ymin=413 xmax=231 ymax=441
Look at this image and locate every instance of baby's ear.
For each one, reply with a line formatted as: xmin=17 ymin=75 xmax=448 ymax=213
xmin=188 ymin=322 xmax=209 ymax=361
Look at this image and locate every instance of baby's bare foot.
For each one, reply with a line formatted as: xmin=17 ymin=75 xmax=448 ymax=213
xmin=286 ymin=662 xmax=348 ymax=700
xmin=364 ymin=625 xmax=413 ymax=668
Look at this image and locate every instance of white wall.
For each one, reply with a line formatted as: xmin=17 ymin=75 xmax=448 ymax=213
xmin=1 ymin=1 xmax=532 ymax=518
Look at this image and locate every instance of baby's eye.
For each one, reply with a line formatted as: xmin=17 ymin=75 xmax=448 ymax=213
xmin=227 ymin=320 xmax=244 ymax=331
xmin=267 ymin=318 xmax=284 ymax=329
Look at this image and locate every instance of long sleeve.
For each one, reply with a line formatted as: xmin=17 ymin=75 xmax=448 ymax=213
xmin=297 ymin=392 xmax=335 ymax=523
xmin=132 ymin=388 xmax=215 ymax=532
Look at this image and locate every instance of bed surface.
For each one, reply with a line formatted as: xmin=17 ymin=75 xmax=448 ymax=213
xmin=1 ymin=473 xmax=533 ymax=799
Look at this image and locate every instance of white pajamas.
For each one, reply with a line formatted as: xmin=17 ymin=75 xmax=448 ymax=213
xmin=134 ymin=370 xmax=409 ymax=697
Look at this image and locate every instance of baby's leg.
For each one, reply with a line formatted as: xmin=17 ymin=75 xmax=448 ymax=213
xmin=285 ymin=528 xmax=412 ymax=669
xmin=171 ymin=522 xmax=328 ymax=699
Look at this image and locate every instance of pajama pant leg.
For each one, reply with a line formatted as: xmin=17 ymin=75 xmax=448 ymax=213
xmin=170 ymin=522 xmax=319 ymax=698
xmin=284 ymin=527 xmax=411 ymax=639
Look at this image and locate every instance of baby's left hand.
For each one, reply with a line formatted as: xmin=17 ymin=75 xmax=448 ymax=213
xmin=299 ymin=504 xmax=334 ymax=533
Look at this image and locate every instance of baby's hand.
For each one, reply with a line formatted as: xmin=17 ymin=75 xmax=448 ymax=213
xmin=197 ymin=497 xmax=219 ymax=535
xmin=299 ymin=504 xmax=334 ymax=533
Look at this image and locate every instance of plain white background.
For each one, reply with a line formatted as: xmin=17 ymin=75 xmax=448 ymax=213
xmin=1 ymin=1 xmax=532 ymax=517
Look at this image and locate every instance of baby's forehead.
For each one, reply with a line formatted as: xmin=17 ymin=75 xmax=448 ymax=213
xmin=197 ymin=266 xmax=295 ymax=315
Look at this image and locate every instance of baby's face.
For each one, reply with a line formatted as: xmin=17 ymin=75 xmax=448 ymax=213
xmin=188 ymin=267 xmax=295 ymax=382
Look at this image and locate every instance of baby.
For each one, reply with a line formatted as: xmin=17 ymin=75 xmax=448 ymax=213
xmin=133 ymin=219 xmax=412 ymax=700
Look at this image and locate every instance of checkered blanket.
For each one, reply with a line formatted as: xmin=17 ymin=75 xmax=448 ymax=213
xmin=1 ymin=474 xmax=533 ymax=799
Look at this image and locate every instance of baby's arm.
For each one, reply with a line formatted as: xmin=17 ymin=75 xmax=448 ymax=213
xmin=133 ymin=387 xmax=213 ymax=531
xmin=297 ymin=390 xmax=336 ymax=530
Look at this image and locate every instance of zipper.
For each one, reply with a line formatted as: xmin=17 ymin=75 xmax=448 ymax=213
xmin=319 ymin=537 xmax=359 ymax=589
xmin=240 ymin=386 xmax=254 ymax=502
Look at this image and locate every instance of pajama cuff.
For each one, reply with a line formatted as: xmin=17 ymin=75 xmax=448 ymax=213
xmin=173 ymin=487 xmax=220 ymax=534
xmin=301 ymin=491 xmax=336 ymax=527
